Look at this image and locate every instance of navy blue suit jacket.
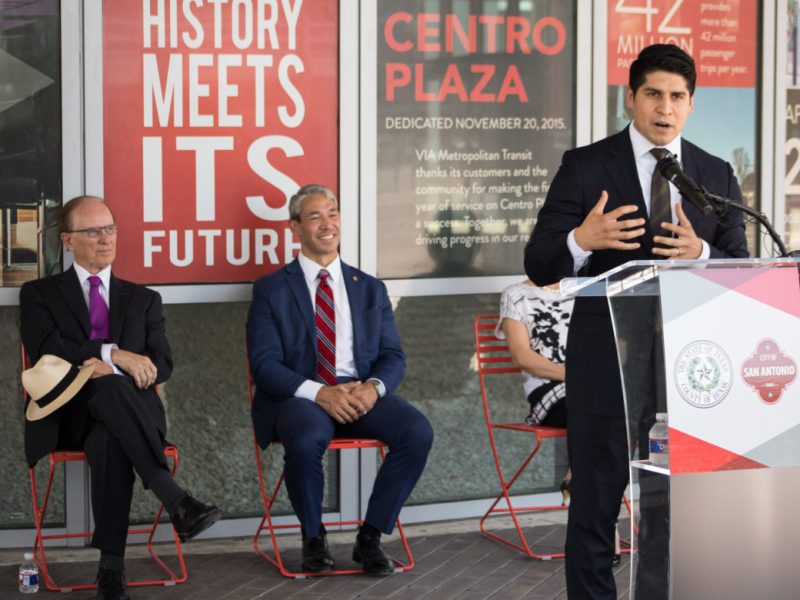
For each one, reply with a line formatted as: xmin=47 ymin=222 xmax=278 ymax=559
xmin=525 ymin=127 xmax=748 ymax=417
xmin=247 ymin=259 xmax=406 ymax=448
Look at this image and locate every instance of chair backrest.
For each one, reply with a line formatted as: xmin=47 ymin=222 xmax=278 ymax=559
xmin=21 ymin=344 xmax=31 ymax=370
xmin=474 ymin=314 xmax=519 ymax=376
xmin=245 ymin=343 xmax=257 ymax=409
xmin=21 ymin=343 xmax=31 ymax=405
xmin=474 ymin=314 xmax=522 ymax=427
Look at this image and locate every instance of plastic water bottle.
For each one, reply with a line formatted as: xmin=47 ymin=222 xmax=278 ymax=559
xmin=18 ymin=552 xmax=39 ymax=593
xmin=648 ymin=413 xmax=669 ymax=468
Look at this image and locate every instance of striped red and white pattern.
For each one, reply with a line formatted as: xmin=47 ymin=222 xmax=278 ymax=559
xmin=315 ymin=269 xmax=337 ymax=385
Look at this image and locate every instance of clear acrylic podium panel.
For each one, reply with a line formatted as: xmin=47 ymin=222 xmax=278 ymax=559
xmin=566 ymin=259 xmax=800 ymax=599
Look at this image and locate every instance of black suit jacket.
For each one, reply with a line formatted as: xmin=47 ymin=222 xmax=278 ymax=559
xmin=525 ymin=128 xmax=749 ymax=417
xmin=19 ymin=266 xmax=172 ymax=466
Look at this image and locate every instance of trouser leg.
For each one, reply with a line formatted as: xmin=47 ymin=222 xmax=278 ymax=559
xmin=84 ymin=422 xmax=135 ymax=556
xmin=565 ymin=411 xmax=629 ymax=600
xmin=85 ymin=376 xmax=169 ymax=487
xmin=83 ymin=376 xmax=180 ymax=553
xmin=634 ymin=471 xmax=669 ymax=599
xmin=274 ymin=398 xmax=335 ymax=538
xmin=339 ymin=394 xmax=433 ymax=534
xmin=52 ymin=377 xmax=174 ymax=555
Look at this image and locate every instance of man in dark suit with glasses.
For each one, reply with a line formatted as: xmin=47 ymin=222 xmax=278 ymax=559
xmin=20 ymin=196 xmax=222 ymax=600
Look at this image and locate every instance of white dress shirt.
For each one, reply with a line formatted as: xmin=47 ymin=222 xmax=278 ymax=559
xmin=567 ymin=122 xmax=710 ymax=273
xmin=72 ymin=263 xmax=120 ymax=372
xmin=293 ymin=253 xmax=359 ymax=402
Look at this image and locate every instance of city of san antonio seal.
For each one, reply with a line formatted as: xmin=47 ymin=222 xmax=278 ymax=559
xmin=674 ymin=340 xmax=733 ymax=408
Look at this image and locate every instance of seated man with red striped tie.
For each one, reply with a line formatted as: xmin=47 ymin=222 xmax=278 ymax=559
xmin=247 ymin=184 xmax=434 ymax=577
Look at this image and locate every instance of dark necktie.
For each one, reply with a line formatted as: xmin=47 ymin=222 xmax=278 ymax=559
xmin=88 ymin=275 xmax=110 ymax=340
xmin=315 ymin=269 xmax=337 ymax=386
xmin=649 ymin=148 xmax=673 ymax=235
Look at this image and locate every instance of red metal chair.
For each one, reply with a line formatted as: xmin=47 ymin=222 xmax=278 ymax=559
xmin=474 ymin=314 xmax=569 ymax=559
xmin=475 ymin=315 xmax=634 ymax=560
xmin=22 ymin=345 xmax=188 ymax=592
xmin=248 ymin=370 xmax=414 ymax=578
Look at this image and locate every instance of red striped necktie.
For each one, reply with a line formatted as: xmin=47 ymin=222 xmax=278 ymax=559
xmin=315 ymin=269 xmax=337 ymax=386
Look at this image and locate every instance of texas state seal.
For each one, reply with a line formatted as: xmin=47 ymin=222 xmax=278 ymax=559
xmin=674 ymin=340 xmax=733 ymax=408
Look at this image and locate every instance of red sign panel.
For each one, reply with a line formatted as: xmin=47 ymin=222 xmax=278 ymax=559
xmin=608 ymin=0 xmax=756 ymax=88
xmin=103 ymin=1 xmax=338 ymax=284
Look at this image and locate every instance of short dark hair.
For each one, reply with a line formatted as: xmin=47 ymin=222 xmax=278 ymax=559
xmin=629 ymin=44 xmax=696 ymax=96
xmin=288 ymin=184 xmax=338 ymax=221
xmin=58 ymin=196 xmax=114 ymax=233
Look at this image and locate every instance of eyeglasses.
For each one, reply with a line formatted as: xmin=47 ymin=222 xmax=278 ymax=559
xmin=66 ymin=224 xmax=118 ymax=238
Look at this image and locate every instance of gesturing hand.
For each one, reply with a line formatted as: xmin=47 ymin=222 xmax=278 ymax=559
xmin=573 ymin=191 xmax=646 ymax=252
xmin=652 ymin=202 xmax=703 ymax=260
xmin=111 ymin=349 xmax=158 ymax=389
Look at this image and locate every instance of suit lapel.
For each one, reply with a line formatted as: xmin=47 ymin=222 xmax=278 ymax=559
xmin=603 ymin=128 xmax=647 ymax=210
xmin=285 ymin=261 xmax=316 ymax=347
xmin=57 ymin=267 xmax=91 ymax=338
xmin=342 ymin=263 xmax=362 ymax=364
xmin=678 ymin=139 xmax=708 ymax=223
xmin=109 ymin=275 xmax=130 ymax=343
xmin=603 ymin=128 xmax=649 ymax=249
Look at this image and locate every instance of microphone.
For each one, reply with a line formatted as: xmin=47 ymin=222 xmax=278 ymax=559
xmin=655 ymin=154 xmax=714 ymax=216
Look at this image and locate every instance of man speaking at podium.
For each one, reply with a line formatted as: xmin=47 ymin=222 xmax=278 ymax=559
xmin=525 ymin=44 xmax=748 ymax=598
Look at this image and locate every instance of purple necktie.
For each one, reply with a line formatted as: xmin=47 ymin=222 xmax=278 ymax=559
xmin=88 ymin=276 xmax=110 ymax=340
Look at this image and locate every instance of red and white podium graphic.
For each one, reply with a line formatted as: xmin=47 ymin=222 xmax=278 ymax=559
xmin=660 ymin=267 xmax=800 ymax=475
xmin=564 ymin=258 xmax=800 ymax=599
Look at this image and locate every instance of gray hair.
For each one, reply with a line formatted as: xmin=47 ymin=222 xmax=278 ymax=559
xmin=288 ymin=184 xmax=338 ymax=221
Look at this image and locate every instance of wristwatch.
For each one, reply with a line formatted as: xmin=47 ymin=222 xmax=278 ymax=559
xmin=367 ymin=378 xmax=386 ymax=398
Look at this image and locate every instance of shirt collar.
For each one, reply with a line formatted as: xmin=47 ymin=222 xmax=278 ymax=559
xmin=73 ymin=262 xmax=112 ymax=290
xmin=629 ymin=121 xmax=682 ymax=162
xmin=297 ymin=252 xmax=342 ymax=286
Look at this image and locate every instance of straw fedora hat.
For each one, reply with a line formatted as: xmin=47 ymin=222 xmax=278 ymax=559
xmin=22 ymin=355 xmax=95 ymax=421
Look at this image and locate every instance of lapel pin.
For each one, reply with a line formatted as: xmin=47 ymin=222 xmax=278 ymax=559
xmin=352 ymin=275 xmax=358 ymax=281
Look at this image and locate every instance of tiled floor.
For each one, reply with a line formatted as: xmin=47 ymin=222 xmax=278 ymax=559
xmin=0 ymin=521 xmax=631 ymax=599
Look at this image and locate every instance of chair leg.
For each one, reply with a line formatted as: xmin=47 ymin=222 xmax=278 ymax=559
xmin=618 ymin=491 xmax=636 ymax=555
xmin=253 ymin=471 xmax=295 ymax=577
xmin=480 ymin=433 xmax=567 ymax=560
xmin=30 ymin=456 xmax=96 ymax=592
xmin=253 ymin=444 xmax=415 ymax=578
xmin=31 ymin=449 xmax=188 ymax=591
xmin=30 ymin=460 xmax=62 ymax=591
xmin=133 ymin=449 xmax=188 ymax=587
xmin=379 ymin=446 xmax=414 ymax=573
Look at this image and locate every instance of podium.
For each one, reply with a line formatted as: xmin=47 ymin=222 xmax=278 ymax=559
xmin=565 ymin=258 xmax=800 ymax=599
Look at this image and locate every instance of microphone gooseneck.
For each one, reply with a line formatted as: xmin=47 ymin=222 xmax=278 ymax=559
xmin=655 ymin=154 xmax=714 ymax=216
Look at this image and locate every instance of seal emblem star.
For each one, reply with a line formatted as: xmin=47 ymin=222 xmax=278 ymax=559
xmin=674 ymin=341 xmax=733 ymax=408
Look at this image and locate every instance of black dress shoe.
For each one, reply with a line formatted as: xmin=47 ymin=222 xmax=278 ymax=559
xmin=353 ymin=532 xmax=395 ymax=577
xmin=302 ymin=532 xmax=335 ymax=572
xmin=96 ymin=566 xmax=129 ymax=600
xmin=171 ymin=494 xmax=223 ymax=541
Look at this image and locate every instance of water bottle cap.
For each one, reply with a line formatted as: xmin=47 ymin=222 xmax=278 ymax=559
xmin=656 ymin=412 xmax=668 ymax=422
xmin=23 ymin=552 xmax=33 ymax=560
